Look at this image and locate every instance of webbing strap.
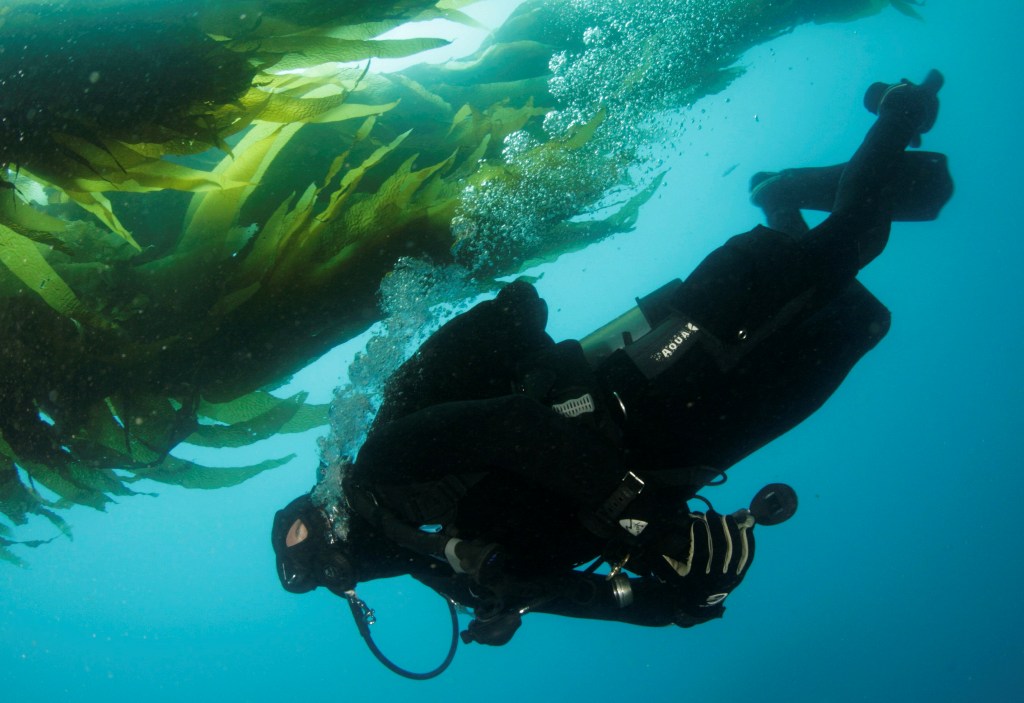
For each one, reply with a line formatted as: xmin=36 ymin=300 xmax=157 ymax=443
xmin=592 ymin=471 xmax=645 ymax=525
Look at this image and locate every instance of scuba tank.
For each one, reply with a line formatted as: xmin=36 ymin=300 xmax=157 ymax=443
xmin=580 ymin=279 xmax=684 ymax=369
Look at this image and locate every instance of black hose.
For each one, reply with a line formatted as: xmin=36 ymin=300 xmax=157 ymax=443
xmin=345 ymin=591 xmax=460 ymax=680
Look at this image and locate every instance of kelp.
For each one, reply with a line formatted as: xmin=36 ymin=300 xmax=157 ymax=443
xmin=0 ymin=0 xmax=462 ymax=245
xmin=0 ymin=0 xmax=918 ymax=559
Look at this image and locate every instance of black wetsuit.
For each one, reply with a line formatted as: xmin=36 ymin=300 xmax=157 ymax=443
xmin=344 ymin=80 xmax=951 ymax=629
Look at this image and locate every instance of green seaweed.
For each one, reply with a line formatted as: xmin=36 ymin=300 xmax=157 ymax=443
xmin=126 ymin=455 xmax=295 ymax=490
xmin=187 ymin=393 xmax=329 ymax=448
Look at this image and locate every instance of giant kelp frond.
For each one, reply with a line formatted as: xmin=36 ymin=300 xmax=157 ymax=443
xmin=126 ymin=455 xmax=296 ymax=490
xmin=188 ymin=392 xmax=329 ymax=447
xmin=0 ymin=0 xmax=924 ymax=560
xmin=809 ymin=0 xmax=923 ymax=23
xmin=0 ymin=224 xmax=99 ymax=323
xmin=890 ymin=0 xmax=925 ymax=20
xmin=0 ymin=0 xmax=461 ymax=244
xmin=0 ymin=384 xmax=326 ymax=548
xmin=0 ymin=452 xmax=71 ymax=536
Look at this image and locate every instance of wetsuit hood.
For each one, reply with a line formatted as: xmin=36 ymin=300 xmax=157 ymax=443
xmin=271 ymin=493 xmax=355 ymax=596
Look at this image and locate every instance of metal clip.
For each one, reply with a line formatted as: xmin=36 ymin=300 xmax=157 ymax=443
xmin=345 ymin=590 xmax=377 ymax=626
xmin=605 ymin=552 xmax=631 ymax=580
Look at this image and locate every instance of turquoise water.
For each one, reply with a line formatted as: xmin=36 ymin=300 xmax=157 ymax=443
xmin=4 ymin=2 xmax=1023 ymax=701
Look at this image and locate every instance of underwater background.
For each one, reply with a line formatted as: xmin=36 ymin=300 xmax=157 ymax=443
xmin=3 ymin=1 xmax=1022 ymax=701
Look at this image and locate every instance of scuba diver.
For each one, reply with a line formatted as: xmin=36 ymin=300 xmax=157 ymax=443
xmin=272 ymin=71 xmax=953 ymax=667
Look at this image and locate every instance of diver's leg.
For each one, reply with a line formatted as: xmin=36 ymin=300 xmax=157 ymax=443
xmin=605 ymin=74 xmax=946 ymax=378
xmin=751 ymin=153 xmax=952 ymax=227
xmin=601 ymin=75 xmax=946 ymax=495
xmin=662 ymin=224 xmax=834 ymax=344
xmin=809 ymin=70 xmax=944 ymax=268
xmin=835 ymin=70 xmax=943 ymax=225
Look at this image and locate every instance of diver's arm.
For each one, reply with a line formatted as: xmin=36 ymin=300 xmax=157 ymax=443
xmin=459 ymin=572 xmax=723 ymax=646
xmin=527 ymin=573 xmax=725 ymax=628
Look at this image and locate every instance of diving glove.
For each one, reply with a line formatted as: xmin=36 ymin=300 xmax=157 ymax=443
xmin=461 ymin=609 xmax=522 ymax=646
xmin=635 ymin=509 xmax=757 ymax=625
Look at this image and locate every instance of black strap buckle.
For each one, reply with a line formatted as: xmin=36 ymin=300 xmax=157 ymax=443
xmin=594 ymin=471 xmax=645 ymax=525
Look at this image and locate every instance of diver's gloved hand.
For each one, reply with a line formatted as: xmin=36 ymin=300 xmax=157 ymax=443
xmin=461 ymin=610 xmax=522 ymax=646
xmin=638 ymin=509 xmax=757 ymax=625
xmin=864 ymin=69 xmax=943 ymax=147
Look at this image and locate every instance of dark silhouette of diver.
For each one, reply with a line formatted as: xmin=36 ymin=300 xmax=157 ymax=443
xmin=272 ymin=71 xmax=952 ymax=663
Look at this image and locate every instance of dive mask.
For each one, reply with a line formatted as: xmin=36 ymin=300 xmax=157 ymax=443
xmin=271 ymin=494 xmax=355 ymax=596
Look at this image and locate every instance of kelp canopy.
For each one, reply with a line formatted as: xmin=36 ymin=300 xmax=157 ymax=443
xmin=0 ymin=0 xmax=919 ymax=563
